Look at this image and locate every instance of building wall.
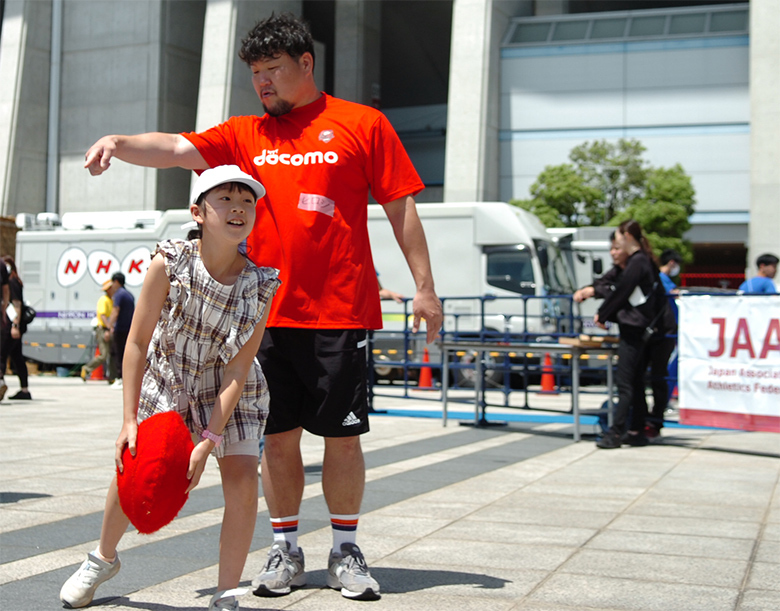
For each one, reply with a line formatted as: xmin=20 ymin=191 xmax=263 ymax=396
xmin=499 ymin=36 xmax=750 ymax=242
xmin=58 ymin=0 xmax=205 ymax=215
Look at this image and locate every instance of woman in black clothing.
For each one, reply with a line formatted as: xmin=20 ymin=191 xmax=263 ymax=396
xmin=1 ymin=256 xmax=31 ymax=400
xmin=593 ymin=221 xmax=670 ymax=449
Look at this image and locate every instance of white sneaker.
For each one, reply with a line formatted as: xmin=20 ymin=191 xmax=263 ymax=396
xmin=208 ymin=587 xmax=248 ymax=610
xmin=60 ymin=552 xmax=120 ymax=608
xmin=111 ymin=379 xmax=123 ymax=389
xmin=251 ymin=541 xmax=305 ymax=597
xmin=327 ymin=542 xmax=380 ymax=600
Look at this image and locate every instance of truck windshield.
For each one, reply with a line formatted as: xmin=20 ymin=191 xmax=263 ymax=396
xmin=485 ymin=246 xmax=535 ymax=295
xmin=534 ymin=239 xmax=575 ymax=295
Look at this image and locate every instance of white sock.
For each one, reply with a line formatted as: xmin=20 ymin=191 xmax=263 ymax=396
xmin=270 ymin=515 xmax=299 ymax=552
xmin=330 ymin=513 xmax=359 ymax=551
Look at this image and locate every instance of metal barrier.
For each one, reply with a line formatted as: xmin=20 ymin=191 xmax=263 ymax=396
xmin=369 ymin=293 xmax=684 ymax=421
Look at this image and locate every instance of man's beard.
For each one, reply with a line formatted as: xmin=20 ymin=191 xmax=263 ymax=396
xmin=262 ymin=98 xmax=294 ymax=117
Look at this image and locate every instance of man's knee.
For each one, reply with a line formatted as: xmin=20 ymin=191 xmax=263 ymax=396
xmin=324 ymin=435 xmax=363 ymax=460
xmin=263 ymin=428 xmax=303 ymax=457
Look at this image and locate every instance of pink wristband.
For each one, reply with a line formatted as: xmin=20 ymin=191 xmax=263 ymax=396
xmin=201 ymin=429 xmax=223 ymax=447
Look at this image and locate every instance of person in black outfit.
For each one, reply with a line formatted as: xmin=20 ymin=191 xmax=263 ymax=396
xmin=592 ymin=221 xmax=672 ymax=449
xmin=0 ymin=256 xmax=32 ymax=400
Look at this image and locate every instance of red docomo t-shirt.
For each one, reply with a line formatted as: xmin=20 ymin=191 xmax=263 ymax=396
xmin=182 ymin=94 xmax=424 ymax=329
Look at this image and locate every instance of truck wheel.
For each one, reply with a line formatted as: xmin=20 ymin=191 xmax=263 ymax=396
xmin=455 ymin=351 xmax=504 ymax=388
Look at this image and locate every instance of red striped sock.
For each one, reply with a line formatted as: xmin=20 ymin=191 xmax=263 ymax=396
xmin=330 ymin=513 xmax=359 ymax=551
xmin=270 ymin=515 xmax=299 ymax=552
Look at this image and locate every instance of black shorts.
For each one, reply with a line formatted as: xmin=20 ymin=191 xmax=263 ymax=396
xmin=258 ymin=328 xmax=370 ymax=437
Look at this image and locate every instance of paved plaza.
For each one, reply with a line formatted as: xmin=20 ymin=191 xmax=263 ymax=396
xmin=1 ymin=375 xmax=778 ymax=610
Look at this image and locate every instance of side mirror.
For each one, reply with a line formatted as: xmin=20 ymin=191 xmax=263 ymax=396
xmin=593 ymin=258 xmax=603 ymax=275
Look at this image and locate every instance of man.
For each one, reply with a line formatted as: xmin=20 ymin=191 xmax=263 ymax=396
xmin=81 ymin=280 xmax=115 ymax=383
xmin=107 ymin=272 xmax=135 ymax=389
xmin=83 ymin=12 xmax=441 ymax=602
xmin=739 ymin=253 xmax=778 ymax=294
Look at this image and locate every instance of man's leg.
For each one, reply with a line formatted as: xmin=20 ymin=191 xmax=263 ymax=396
xmin=324 ymin=436 xmax=365 ymax=551
xmin=260 ymin=428 xmax=305 ymax=522
xmin=322 ymin=435 xmax=365 ymax=514
xmin=253 ymin=428 xmax=307 ymax=597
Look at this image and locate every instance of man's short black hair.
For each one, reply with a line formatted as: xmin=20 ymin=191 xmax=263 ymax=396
xmin=239 ymin=12 xmax=315 ymax=66
xmin=756 ymin=253 xmax=779 ymax=268
xmin=660 ymin=249 xmax=683 ymax=266
xmin=111 ymin=272 xmax=126 ymax=286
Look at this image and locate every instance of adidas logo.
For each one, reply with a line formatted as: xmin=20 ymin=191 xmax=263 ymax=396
xmin=342 ymin=412 xmax=361 ymax=427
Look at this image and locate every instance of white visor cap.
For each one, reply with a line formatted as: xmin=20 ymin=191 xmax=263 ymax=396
xmin=190 ymin=165 xmax=266 ymax=206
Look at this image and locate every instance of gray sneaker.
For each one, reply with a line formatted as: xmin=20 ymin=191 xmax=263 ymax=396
xmin=251 ymin=541 xmax=305 ymax=597
xmin=327 ymin=542 xmax=381 ymax=600
xmin=60 ymin=552 xmax=121 ymax=608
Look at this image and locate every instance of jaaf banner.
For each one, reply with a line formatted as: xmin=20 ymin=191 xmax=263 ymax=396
xmin=678 ymin=295 xmax=780 ymax=432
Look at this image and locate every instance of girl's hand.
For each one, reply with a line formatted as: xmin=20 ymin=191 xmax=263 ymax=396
xmin=10 ymin=326 xmax=20 ymax=339
xmin=185 ymin=442 xmax=212 ymax=493
xmin=114 ymin=421 xmax=138 ymax=473
xmin=593 ymin=314 xmax=607 ymax=330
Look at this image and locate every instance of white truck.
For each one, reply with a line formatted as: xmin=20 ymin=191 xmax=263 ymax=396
xmin=15 ymin=210 xmax=192 ymax=366
xmin=366 ymin=202 xmax=578 ymax=383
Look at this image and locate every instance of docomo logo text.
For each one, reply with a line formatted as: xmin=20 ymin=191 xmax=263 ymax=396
xmin=253 ymin=149 xmax=339 ymax=167
xmin=57 ymin=247 xmax=151 ymax=288
xmin=708 ymin=317 xmax=780 ymax=359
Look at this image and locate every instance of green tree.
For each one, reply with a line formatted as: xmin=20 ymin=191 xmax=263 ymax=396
xmin=509 ymin=139 xmax=695 ymax=260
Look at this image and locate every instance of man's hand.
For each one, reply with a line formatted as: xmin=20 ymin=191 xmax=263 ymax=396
xmin=85 ymin=136 xmax=119 ymax=176
xmin=593 ymin=313 xmax=607 ymax=330
xmin=412 ymin=288 xmax=443 ymax=344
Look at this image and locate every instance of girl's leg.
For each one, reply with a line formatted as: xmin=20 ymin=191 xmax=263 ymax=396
xmin=216 ymin=454 xmax=258 ymax=590
xmin=98 ymin=476 xmax=131 ymax=560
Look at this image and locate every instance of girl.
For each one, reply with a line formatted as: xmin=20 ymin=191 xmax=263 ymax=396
xmin=593 ymin=219 xmax=671 ymax=449
xmin=60 ymin=165 xmax=280 ymax=611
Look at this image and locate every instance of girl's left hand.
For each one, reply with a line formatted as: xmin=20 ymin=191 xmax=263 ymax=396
xmin=10 ymin=326 xmax=20 ymax=339
xmin=185 ymin=442 xmax=211 ymax=493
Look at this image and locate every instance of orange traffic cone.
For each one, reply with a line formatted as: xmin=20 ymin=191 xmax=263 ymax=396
xmin=417 ymin=347 xmax=434 ymax=390
xmin=540 ymin=352 xmax=558 ymax=394
xmin=90 ymin=346 xmax=104 ymax=381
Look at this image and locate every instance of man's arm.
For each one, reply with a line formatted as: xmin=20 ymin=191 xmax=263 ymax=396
xmin=85 ymin=133 xmax=208 ymax=176
xmin=382 ymin=196 xmax=442 ymax=343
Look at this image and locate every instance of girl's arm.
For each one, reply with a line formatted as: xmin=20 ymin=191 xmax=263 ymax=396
xmin=115 ymin=254 xmax=170 ymax=472
xmin=185 ymin=295 xmax=274 ymax=492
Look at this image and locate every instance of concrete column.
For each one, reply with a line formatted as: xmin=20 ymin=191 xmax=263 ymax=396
xmin=443 ymin=0 xmax=496 ymax=202
xmin=334 ymin=0 xmax=381 ymax=106
xmin=0 ymin=0 xmax=52 ymax=217
xmin=748 ymin=0 xmax=780 ymax=267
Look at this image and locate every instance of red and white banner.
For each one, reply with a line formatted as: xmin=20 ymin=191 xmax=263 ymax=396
xmin=678 ymin=295 xmax=780 ymax=432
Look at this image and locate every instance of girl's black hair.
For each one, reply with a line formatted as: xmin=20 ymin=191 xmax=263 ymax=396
xmin=188 ymin=181 xmax=256 ymax=241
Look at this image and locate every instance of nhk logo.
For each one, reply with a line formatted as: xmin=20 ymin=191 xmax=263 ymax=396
xmin=57 ymin=247 xmax=151 ymax=288
xmin=253 ymin=149 xmax=339 ymax=167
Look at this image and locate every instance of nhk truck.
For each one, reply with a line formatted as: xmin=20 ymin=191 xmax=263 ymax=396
xmin=15 ymin=210 xmax=191 ymax=366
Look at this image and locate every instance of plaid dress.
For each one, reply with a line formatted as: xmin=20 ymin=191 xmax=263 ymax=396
xmin=137 ymin=240 xmax=280 ymax=457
